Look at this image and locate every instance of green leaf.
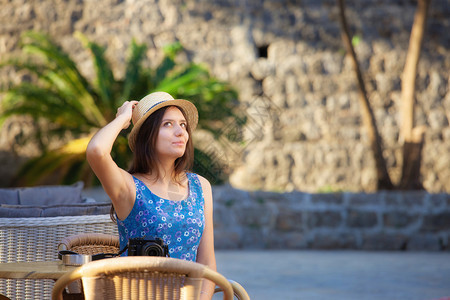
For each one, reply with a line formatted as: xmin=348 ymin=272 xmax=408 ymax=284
xmin=352 ymin=35 xmax=361 ymax=47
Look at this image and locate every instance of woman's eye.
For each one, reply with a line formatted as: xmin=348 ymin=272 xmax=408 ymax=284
xmin=180 ymin=123 xmax=187 ymax=128
xmin=163 ymin=122 xmax=172 ymax=127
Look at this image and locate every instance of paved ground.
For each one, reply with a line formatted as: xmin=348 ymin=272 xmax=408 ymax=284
xmin=212 ymin=250 xmax=450 ymax=300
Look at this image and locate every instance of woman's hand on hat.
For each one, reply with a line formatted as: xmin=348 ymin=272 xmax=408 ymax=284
xmin=116 ymin=100 xmax=138 ymax=129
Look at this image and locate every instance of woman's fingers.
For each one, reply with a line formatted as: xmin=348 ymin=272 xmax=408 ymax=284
xmin=115 ymin=100 xmax=140 ymax=129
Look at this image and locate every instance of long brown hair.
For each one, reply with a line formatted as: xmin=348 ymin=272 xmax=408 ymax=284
xmin=110 ymin=106 xmax=194 ymax=222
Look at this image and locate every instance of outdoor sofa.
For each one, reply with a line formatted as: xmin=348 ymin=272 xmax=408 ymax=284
xmin=0 ymin=182 xmax=117 ymax=300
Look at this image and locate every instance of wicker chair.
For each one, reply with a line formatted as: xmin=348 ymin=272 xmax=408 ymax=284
xmin=0 ymin=215 xmax=117 ymax=300
xmin=57 ymin=233 xmax=120 ymax=255
xmin=58 ymin=233 xmax=250 ymax=299
xmin=57 ymin=233 xmax=121 ymax=295
xmin=215 ymin=280 xmax=250 ymax=300
xmin=52 ymin=256 xmax=234 ymax=300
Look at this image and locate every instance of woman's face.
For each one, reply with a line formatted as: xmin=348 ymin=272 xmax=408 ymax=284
xmin=155 ymin=106 xmax=189 ymax=160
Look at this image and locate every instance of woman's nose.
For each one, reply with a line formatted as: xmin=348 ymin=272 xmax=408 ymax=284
xmin=174 ymin=124 xmax=184 ymax=136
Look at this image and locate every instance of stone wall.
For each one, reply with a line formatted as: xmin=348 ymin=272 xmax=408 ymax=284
xmin=212 ymin=186 xmax=450 ymax=251
xmin=0 ymin=0 xmax=449 ymax=192
xmin=82 ymin=186 xmax=450 ymax=251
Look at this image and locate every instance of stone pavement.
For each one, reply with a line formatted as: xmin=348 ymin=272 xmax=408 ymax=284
xmin=212 ymin=250 xmax=450 ymax=300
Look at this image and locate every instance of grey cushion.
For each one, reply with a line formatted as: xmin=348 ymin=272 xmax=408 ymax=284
xmin=41 ymin=203 xmax=111 ymax=217
xmin=18 ymin=181 xmax=84 ymax=205
xmin=0 ymin=189 xmax=20 ymax=205
xmin=0 ymin=205 xmax=42 ymax=217
xmin=0 ymin=203 xmax=111 ymax=218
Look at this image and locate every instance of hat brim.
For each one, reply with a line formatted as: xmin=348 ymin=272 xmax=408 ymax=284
xmin=128 ymin=99 xmax=198 ymax=152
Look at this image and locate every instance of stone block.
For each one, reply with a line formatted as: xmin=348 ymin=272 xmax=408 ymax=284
xmin=308 ymin=233 xmax=358 ymax=249
xmin=250 ymin=58 xmax=276 ymax=80
xmin=266 ymin=231 xmax=306 ymax=249
xmin=213 ymin=205 xmax=237 ymax=229
xmin=283 ymin=191 xmax=310 ymax=206
xmin=406 ymin=235 xmax=442 ymax=251
xmin=310 ymin=193 xmax=343 ymax=205
xmin=241 ymin=227 xmax=267 ymax=249
xmin=361 ymin=233 xmax=407 ymax=250
xmin=421 ymin=212 xmax=450 ymax=232
xmin=443 ymin=234 xmax=450 ymax=251
xmin=346 ymin=209 xmax=377 ymax=228
xmin=275 ymin=209 xmax=303 ymax=232
xmin=385 ymin=191 xmax=425 ymax=207
xmin=214 ymin=229 xmax=242 ymax=249
xmin=234 ymin=204 xmax=274 ymax=227
xmin=307 ymin=211 xmax=342 ymax=228
xmin=383 ymin=211 xmax=420 ymax=229
xmin=213 ymin=186 xmax=251 ymax=207
xmin=429 ymin=193 xmax=448 ymax=207
xmin=347 ymin=192 xmax=382 ymax=206
xmin=249 ymin=191 xmax=288 ymax=204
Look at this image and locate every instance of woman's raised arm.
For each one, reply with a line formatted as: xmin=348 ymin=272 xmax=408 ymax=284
xmin=86 ymin=101 xmax=138 ymax=220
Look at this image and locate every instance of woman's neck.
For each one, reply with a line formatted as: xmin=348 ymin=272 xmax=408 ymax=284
xmin=138 ymin=170 xmax=188 ymax=201
xmin=155 ymin=159 xmax=176 ymax=183
xmin=140 ymin=159 xmax=185 ymax=185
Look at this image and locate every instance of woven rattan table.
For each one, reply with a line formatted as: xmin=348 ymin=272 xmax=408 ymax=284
xmin=0 ymin=261 xmax=80 ymax=299
xmin=0 ymin=260 xmax=76 ymax=280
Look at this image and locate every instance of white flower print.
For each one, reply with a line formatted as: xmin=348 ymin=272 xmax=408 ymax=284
xmin=119 ymin=174 xmax=205 ymax=262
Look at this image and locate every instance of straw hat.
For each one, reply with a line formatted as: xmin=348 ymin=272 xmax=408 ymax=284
xmin=128 ymin=91 xmax=198 ymax=152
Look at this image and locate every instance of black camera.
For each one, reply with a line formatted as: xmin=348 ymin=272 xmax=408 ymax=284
xmin=127 ymin=237 xmax=170 ymax=257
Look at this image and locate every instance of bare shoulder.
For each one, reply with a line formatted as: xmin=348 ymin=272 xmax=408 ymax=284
xmin=196 ymin=173 xmax=210 ymax=184
xmin=194 ymin=174 xmax=213 ymax=201
xmin=195 ymin=174 xmax=212 ymax=191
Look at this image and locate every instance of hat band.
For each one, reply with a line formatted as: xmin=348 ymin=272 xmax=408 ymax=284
xmin=143 ymin=100 xmax=166 ymax=115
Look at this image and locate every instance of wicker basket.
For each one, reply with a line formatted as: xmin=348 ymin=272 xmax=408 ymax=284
xmin=0 ymin=215 xmax=117 ymax=300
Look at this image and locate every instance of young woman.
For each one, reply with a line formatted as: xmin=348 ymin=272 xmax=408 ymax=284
xmin=86 ymin=91 xmax=216 ymax=299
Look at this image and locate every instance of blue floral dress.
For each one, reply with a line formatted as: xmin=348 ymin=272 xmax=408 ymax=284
xmin=117 ymin=173 xmax=205 ymax=261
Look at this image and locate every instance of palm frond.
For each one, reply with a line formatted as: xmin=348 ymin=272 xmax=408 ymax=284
xmin=75 ymin=32 xmax=115 ymax=115
xmin=12 ymin=137 xmax=91 ymax=186
xmin=121 ymin=39 xmax=148 ymax=102
xmin=152 ymin=42 xmax=183 ymax=86
xmin=2 ymin=32 xmax=107 ymax=128
xmin=154 ymin=64 xmax=207 ymax=94
xmin=1 ymin=83 xmax=100 ymax=132
xmin=21 ymin=31 xmax=92 ymax=98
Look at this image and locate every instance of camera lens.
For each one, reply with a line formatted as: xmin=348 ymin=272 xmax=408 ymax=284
xmin=141 ymin=242 xmax=164 ymax=256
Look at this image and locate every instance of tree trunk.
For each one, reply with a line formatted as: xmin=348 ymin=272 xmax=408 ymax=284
xmin=399 ymin=127 xmax=425 ymax=189
xmin=337 ymin=0 xmax=394 ymax=190
xmin=399 ymin=0 xmax=430 ymax=190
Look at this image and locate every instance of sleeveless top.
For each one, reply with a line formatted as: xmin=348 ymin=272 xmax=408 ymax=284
xmin=117 ymin=173 xmax=205 ymax=261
